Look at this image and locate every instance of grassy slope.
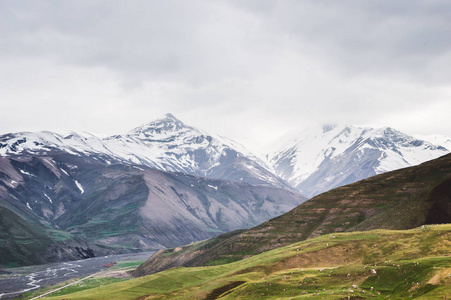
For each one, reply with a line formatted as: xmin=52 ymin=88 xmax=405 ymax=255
xmin=134 ymin=153 xmax=451 ymax=275
xmin=0 ymin=205 xmax=74 ymax=267
xmin=0 ymin=202 xmax=113 ymax=268
xmin=39 ymin=224 xmax=451 ymax=299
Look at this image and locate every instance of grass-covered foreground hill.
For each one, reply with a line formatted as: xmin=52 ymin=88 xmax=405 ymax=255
xmin=38 ymin=224 xmax=451 ymax=299
xmin=134 ymin=153 xmax=451 ymax=276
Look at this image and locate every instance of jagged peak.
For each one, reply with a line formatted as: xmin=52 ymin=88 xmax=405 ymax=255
xmin=321 ymin=124 xmax=337 ymax=133
xmin=163 ymin=113 xmax=178 ymax=120
xmin=152 ymin=113 xmax=185 ymax=125
xmin=372 ymin=126 xmax=408 ymax=139
xmin=128 ymin=113 xmax=192 ymax=136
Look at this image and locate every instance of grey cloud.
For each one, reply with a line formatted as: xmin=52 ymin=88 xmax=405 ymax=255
xmin=252 ymin=0 xmax=451 ymax=83
xmin=1 ymin=0 xmax=450 ymax=152
xmin=4 ymin=0 xmax=451 ymax=85
xmin=0 ymin=1 xmax=280 ymax=87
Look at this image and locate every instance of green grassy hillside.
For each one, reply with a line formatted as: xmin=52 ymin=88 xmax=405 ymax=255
xmin=0 ymin=204 xmax=111 ymax=267
xmin=0 ymin=205 xmax=56 ymax=267
xmin=38 ymin=224 xmax=451 ymax=299
xmin=134 ymin=153 xmax=451 ymax=275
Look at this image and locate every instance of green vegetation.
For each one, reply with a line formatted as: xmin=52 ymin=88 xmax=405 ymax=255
xmin=20 ymin=276 xmax=126 ymax=299
xmin=38 ymin=224 xmax=451 ymax=299
xmin=45 ymin=228 xmax=75 ymax=241
xmin=0 ymin=203 xmax=107 ymax=267
xmin=0 ymin=205 xmax=56 ymax=267
xmin=135 ymin=153 xmax=451 ymax=275
xmin=110 ymin=259 xmax=147 ymax=270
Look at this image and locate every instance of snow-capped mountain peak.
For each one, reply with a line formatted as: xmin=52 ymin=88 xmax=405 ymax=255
xmin=0 ymin=114 xmax=294 ymax=191
xmin=269 ymin=124 xmax=450 ymax=197
xmin=129 ymin=113 xmax=194 ymax=138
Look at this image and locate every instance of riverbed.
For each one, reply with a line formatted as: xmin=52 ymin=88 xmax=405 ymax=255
xmin=0 ymin=251 xmax=155 ymax=299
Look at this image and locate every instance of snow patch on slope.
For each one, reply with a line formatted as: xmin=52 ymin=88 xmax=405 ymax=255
xmin=74 ymin=180 xmax=84 ymax=194
xmin=44 ymin=193 xmax=53 ymax=203
xmin=19 ymin=169 xmax=36 ymax=177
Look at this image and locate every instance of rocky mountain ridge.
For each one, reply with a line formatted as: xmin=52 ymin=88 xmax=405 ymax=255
xmin=268 ymin=125 xmax=450 ymax=197
xmin=0 ymin=114 xmax=293 ymax=191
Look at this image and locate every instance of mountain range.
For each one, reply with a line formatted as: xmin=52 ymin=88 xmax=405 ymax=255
xmin=268 ymin=125 xmax=449 ymax=197
xmin=0 ymin=115 xmax=304 ymax=267
xmin=2 ymin=115 xmax=449 ymax=199
xmin=0 ymin=113 xmax=292 ymax=191
xmin=18 ymin=152 xmax=451 ymax=299
xmin=134 ymin=152 xmax=451 ymax=276
xmin=1 ymin=114 xmax=450 ymax=268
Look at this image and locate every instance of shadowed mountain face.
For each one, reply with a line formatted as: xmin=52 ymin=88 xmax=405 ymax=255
xmin=0 ymin=205 xmax=114 ymax=268
xmin=0 ymin=152 xmax=305 ymax=267
xmin=134 ymin=153 xmax=451 ymax=276
xmin=268 ymin=125 xmax=450 ymax=197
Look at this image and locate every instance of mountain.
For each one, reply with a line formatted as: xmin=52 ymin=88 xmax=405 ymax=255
xmin=0 ymin=152 xmax=304 ymax=267
xmin=415 ymin=133 xmax=451 ymax=151
xmin=54 ymin=225 xmax=451 ymax=300
xmin=268 ymin=125 xmax=450 ymax=197
xmin=134 ymin=152 xmax=451 ymax=276
xmin=0 ymin=113 xmax=293 ymax=191
xmin=0 ymin=204 xmax=114 ymax=268
xmin=0 ymin=113 xmax=307 ymax=267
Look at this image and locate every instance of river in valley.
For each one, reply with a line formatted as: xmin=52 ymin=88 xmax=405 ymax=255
xmin=0 ymin=251 xmax=155 ymax=299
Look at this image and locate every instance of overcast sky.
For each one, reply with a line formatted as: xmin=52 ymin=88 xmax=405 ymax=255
xmin=1 ymin=0 xmax=451 ymax=153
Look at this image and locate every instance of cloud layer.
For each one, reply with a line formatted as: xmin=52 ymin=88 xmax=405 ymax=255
xmin=1 ymin=0 xmax=450 ymax=153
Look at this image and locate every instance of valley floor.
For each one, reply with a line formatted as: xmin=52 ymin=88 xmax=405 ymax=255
xmin=0 ymin=252 xmax=154 ymax=299
xmin=21 ymin=224 xmax=451 ymax=299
